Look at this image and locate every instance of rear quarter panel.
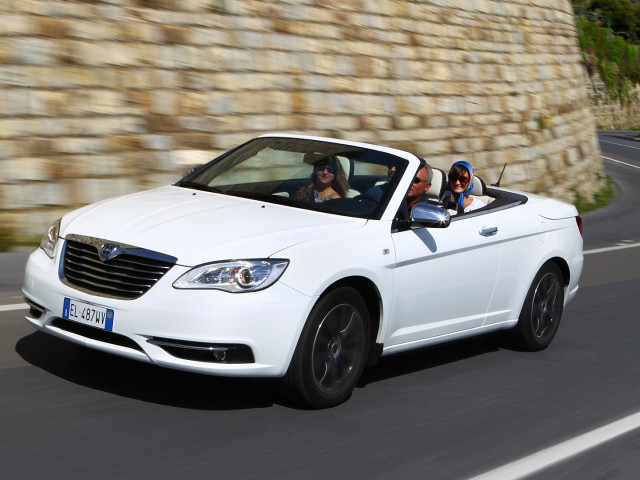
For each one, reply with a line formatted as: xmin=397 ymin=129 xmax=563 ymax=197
xmin=483 ymin=194 xmax=583 ymax=327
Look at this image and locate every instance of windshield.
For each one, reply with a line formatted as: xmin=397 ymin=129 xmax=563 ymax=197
xmin=175 ymin=137 xmax=409 ymax=219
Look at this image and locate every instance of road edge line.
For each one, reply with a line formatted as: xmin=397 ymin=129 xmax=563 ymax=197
xmin=0 ymin=303 xmax=28 ymax=312
xmin=467 ymin=411 xmax=640 ymax=480
xmin=601 ymin=155 xmax=640 ymax=170
xmin=584 ymin=242 xmax=640 ymax=255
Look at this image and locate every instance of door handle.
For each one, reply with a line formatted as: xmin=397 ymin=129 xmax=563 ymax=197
xmin=480 ymin=226 xmax=498 ymax=237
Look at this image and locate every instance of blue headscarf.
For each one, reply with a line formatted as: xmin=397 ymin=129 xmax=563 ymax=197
xmin=450 ymin=161 xmax=474 ymax=209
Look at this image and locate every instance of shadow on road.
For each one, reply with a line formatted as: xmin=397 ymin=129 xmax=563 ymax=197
xmin=16 ymin=329 xmax=503 ymax=410
xmin=15 ymin=331 xmax=278 ymax=410
xmin=358 ymin=334 xmax=501 ymax=386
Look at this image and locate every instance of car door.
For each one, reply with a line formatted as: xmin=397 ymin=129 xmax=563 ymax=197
xmin=386 ymin=213 xmax=501 ymax=348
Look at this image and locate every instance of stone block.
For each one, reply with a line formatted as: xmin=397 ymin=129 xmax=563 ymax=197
xmin=1 ymin=183 xmax=51 ymax=209
xmin=72 ymin=178 xmax=141 ymax=206
xmin=4 ymin=157 xmax=51 ymax=181
xmin=150 ymin=91 xmax=179 ymax=115
xmin=168 ymin=149 xmax=217 ymax=169
xmin=142 ymin=134 xmax=174 ymax=151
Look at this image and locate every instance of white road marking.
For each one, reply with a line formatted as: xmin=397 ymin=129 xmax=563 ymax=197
xmin=468 ymin=411 xmax=640 ymax=480
xmin=601 ymin=155 xmax=640 ymax=170
xmin=0 ymin=303 xmax=28 ymax=312
xmin=584 ymin=241 xmax=640 ymax=255
xmin=599 ymin=139 xmax=640 ymax=151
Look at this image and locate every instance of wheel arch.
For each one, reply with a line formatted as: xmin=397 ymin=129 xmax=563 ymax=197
xmin=320 ymin=276 xmax=383 ymax=366
xmin=544 ymin=256 xmax=570 ymax=287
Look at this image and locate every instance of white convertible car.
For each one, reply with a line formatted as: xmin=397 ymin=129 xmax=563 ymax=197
xmin=23 ymin=134 xmax=583 ymax=408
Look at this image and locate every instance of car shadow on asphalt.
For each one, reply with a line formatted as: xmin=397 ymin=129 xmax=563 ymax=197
xmin=358 ymin=334 xmax=502 ymax=387
xmin=15 ymin=331 xmax=278 ymax=410
xmin=16 ymin=330 xmax=504 ymax=410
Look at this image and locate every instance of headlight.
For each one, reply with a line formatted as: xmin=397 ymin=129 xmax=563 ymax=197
xmin=173 ymin=259 xmax=289 ymax=293
xmin=40 ymin=218 xmax=61 ymax=259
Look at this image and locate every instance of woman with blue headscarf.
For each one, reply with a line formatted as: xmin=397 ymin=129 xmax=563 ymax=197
xmin=441 ymin=161 xmax=485 ymax=213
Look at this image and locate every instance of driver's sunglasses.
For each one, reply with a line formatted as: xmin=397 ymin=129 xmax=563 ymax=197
xmin=413 ymin=177 xmax=424 ymax=184
xmin=316 ymin=164 xmax=337 ymax=174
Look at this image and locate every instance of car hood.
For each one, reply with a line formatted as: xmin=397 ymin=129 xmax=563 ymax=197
xmin=60 ymin=186 xmax=366 ymax=265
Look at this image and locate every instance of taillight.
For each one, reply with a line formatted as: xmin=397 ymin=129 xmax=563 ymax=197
xmin=576 ymin=216 xmax=583 ymax=236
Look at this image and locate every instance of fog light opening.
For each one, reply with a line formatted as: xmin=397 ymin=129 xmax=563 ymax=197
xmin=213 ymin=349 xmax=228 ymax=362
xmin=24 ymin=297 xmax=46 ymax=319
xmin=147 ymin=337 xmax=255 ymax=363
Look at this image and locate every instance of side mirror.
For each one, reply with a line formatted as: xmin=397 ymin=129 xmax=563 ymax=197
xmin=411 ymin=203 xmax=451 ymax=228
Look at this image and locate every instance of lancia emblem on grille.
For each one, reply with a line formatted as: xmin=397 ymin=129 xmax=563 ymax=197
xmin=99 ymin=243 xmax=120 ymax=262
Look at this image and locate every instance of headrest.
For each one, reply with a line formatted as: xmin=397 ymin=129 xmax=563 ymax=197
xmin=426 ymin=168 xmax=446 ymax=200
xmin=471 ymin=176 xmax=486 ymax=196
xmin=337 ymin=156 xmax=352 ymax=179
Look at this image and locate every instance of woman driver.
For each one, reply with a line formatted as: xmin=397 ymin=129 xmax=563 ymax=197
xmin=296 ymin=155 xmax=349 ymax=202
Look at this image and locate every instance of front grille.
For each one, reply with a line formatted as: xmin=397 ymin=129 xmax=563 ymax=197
xmin=62 ymin=238 xmax=176 ymax=299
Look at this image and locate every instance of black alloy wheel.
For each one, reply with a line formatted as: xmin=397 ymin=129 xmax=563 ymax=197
xmin=281 ymin=287 xmax=370 ymax=409
xmin=513 ymin=262 xmax=565 ymax=351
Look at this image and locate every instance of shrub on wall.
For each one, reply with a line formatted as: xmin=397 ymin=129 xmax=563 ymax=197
xmin=577 ymin=15 xmax=640 ymax=102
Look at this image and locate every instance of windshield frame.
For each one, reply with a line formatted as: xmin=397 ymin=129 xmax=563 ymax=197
xmin=175 ymin=135 xmax=416 ymax=221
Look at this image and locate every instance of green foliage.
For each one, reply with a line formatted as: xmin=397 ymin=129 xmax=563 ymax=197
xmin=0 ymin=229 xmax=16 ymax=252
xmin=573 ymin=174 xmax=614 ymax=214
xmin=576 ymin=15 xmax=640 ymax=102
xmin=575 ymin=0 xmax=640 ymax=35
xmin=0 ymin=229 xmax=41 ymax=252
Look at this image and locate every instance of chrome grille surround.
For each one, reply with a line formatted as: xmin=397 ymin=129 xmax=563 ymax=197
xmin=61 ymin=234 xmax=177 ymax=299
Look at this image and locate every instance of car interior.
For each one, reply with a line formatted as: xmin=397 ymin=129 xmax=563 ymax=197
xmin=180 ymin=138 xmax=527 ymax=221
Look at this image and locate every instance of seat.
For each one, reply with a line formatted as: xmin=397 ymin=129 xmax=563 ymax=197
xmin=469 ymin=176 xmax=493 ymax=207
xmin=425 ymin=168 xmax=446 ymax=201
xmin=336 ymin=155 xmax=359 ymax=197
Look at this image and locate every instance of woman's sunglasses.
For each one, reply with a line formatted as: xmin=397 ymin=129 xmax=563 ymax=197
xmin=450 ymin=176 xmax=470 ymax=185
xmin=315 ymin=164 xmax=337 ymax=174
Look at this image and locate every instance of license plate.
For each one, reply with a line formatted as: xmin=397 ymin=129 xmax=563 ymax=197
xmin=63 ymin=297 xmax=114 ymax=331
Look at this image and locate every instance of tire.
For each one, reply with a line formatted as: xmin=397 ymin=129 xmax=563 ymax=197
xmin=281 ymin=287 xmax=370 ymax=409
xmin=512 ymin=263 xmax=565 ymax=351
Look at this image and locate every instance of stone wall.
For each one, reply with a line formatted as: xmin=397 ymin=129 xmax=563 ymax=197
xmin=586 ymin=74 xmax=640 ymax=130
xmin=0 ymin=0 xmax=603 ymax=240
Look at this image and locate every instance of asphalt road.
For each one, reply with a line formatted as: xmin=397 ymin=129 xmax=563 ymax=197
xmin=1 ymin=132 xmax=639 ymax=480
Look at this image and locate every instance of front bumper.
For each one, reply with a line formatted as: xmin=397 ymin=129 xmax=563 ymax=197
xmin=23 ymin=247 xmax=314 ymax=377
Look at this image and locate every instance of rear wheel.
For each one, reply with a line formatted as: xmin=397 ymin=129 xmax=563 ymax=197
xmin=281 ymin=287 xmax=370 ymax=409
xmin=512 ymin=263 xmax=564 ymax=351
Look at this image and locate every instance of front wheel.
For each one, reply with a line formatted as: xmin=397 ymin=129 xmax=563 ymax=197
xmin=281 ymin=287 xmax=370 ymax=409
xmin=512 ymin=263 xmax=565 ymax=351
